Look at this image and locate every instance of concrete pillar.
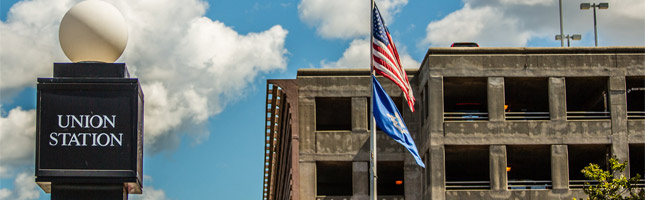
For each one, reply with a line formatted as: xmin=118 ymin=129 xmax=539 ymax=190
xmin=352 ymin=162 xmax=368 ymax=200
xmin=404 ymin=156 xmax=422 ymax=200
xmin=429 ymin=145 xmax=445 ymax=200
xmin=488 ymin=77 xmax=505 ymax=122
xmin=299 ymin=161 xmax=316 ymax=200
xmin=608 ymin=76 xmax=629 ymax=177
xmin=490 ymin=145 xmax=508 ymax=191
xmin=551 ymin=145 xmax=569 ymax=191
xmin=299 ymin=97 xmax=316 ymax=154
xmin=352 ymin=97 xmax=368 ymax=131
xmin=427 ymin=75 xmax=445 ymax=200
xmin=428 ymin=76 xmax=444 ymax=135
xmin=549 ymin=77 xmax=567 ymax=121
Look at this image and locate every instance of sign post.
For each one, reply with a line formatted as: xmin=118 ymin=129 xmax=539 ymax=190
xmin=36 ymin=63 xmax=143 ymax=199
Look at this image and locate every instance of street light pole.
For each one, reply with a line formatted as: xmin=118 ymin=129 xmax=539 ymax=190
xmin=580 ymin=3 xmax=609 ymax=47
xmin=593 ymin=5 xmax=597 ymax=46
xmin=560 ymin=0 xmax=564 ymax=47
xmin=555 ymin=34 xmax=582 ymax=47
xmin=559 ymin=0 xmax=564 ymax=47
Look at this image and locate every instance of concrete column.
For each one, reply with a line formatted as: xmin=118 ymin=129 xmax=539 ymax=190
xmin=299 ymin=161 xmax=316 ymax=200
xmin=352 ymin=162 xmax=368 ymax=200
xmin=352 ymin=97 xmax=368 ymax=131
xmin=551 ymin=145 xmax=569 ymax=191
xmin=488 ymin=77 xmax=505 ymax=122
xmin=404 ymin=156 xmax=422 ymax=200
xmin=429 ymin=145 xmax=445 ymax=200
xmin=549 ymin=77 xmax=567 ymax=121
xmin=490 ymin=145 xmax=507 ymax=191
xmin=608 ymin=76 xmax=629 ymax=177
xmin=428 ymin=76 xmax=444 ymax=135
xmin=299 ymin=97 xmax=316 ymax=154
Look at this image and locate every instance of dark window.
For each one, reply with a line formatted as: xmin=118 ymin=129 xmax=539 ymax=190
xmin=377 ymin=161 xmax=404 ymax=195
xmin=316 ymin=97 xmax=351 ymax=130
xmin=568 ymin=144 xmax=610 ymax=181
xmin=317 ymin=161 xmax=352 ymax=196
xmin=630 ymin=144 xmax=644 ymax=179
xmin=504 ymin=77 xmax=550 ymax=120
xmin=507 ymin=145 xmax=551 ymax=189
xmin=566 ymin=77 xmax=610 ymax=120
xmin=445 ymin=145 xmax=490 ymax=189
xmin=626 ymin=76 xmax=645 ymax=119
xmin=444 ymin=77 xmax=488 ymax=121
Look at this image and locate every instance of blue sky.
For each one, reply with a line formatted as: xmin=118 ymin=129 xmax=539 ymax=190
xmin=1 ymin=0 xmax=643 ymax=199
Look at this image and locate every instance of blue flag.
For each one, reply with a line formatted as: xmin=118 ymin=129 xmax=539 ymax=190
xmin=372 ymin=75 xmax=425 ymax=168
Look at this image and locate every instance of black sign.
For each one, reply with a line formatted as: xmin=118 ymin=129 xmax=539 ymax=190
xmin=36 ymin=76 xmax=143 ymax=193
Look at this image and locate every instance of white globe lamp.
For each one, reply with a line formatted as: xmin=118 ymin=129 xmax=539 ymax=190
xmin=59 ymin=0 xmax=128 ymax=63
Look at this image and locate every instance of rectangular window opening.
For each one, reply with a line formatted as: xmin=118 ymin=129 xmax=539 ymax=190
xmin=444 ymin=77 xmax=488 ymax=121
xmin=627 ymin=76 xmax=645 ymax=119
xmin=629 ymin=144 xmax=644 ymax=186
xmin=316 ymin=97 xmax=352 ymax=131
xmin=566 ymin=77 xmax=610 ymax=120
xmin=445 ymin=145 xmax=490 ymax=190
xmin=316 ymin=161 xmax=352 ymax=196
xmin=504 ymin=77 xmax=550 ymax=120
xmin=377 ymin=161 xmax=404 ymax=195
xmin=568 ymin=144 xmax=611 ymax=188
xmin=507 ymin=145 xmax=552 ymax=189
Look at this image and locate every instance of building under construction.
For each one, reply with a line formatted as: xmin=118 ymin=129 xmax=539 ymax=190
xmin=263 ymin=47 xmax=645 ymax=200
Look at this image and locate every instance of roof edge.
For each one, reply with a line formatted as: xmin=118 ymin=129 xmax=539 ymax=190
xmin=423 ymin=46 xmax=645 ymax=55
xmin=297 ymin=68 xmax=419 ymax=77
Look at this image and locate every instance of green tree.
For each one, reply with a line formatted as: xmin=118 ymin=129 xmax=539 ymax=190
xmin=575 ymin=157 xmax=645 ymax=200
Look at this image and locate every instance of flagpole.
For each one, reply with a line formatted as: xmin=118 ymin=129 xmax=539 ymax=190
xmin=369 ymin=0 xmax=377 ymax=200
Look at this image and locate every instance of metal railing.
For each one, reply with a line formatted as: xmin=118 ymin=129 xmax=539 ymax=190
xmin=505 ymin=112 xmax=550 ymax=120
xmin=507 ymin=180 xmax=552 ymax=189
xmin=445 ymin=181 xmax=491 ymax=190
xmin=627 ymin=111 xmax=645 ymax=119
xmin=444 ymin=112 xmax=489 ymax=121
xmin=636 ymin=179 xmax=645 ymax=187
xmin=567 ymin=111 xmax=610 ymax=120
xmin=570 ymin=180 xmax=600 ymax=189
xmin=571 ymin=179 xmax=645 ymax=189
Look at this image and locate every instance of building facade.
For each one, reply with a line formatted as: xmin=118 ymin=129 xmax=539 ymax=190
xmin=263 ymin=47 xmax=645 ymax=200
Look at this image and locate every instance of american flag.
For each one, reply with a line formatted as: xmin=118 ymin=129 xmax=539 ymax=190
xmin=372 ymin=4 xmax=415 ymax=112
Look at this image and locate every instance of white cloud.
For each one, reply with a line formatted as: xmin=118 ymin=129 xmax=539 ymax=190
xmin=0 ymin=172 xmax=40 ymax=200
xmin=0 ymin=0 xmax=288 ymax=155
xmin=0 ymin=107 xmax=36 ymax=178
xmin=298 ymin=0 xmax=407 ymax=39
xmin=321 ymin=38 xmax=419 ymax=69
xmin=129 ymin=186 xmax=169 ymax=200
xmin=0 ymin=189 xmax=10 ymax=200
xmin=299 ymin=0 xmax=420 ymax=68
xmin=128 ymin=175 xmax=169 ymax=200
xmin=423 ymin=0 xmax=645 ymax=47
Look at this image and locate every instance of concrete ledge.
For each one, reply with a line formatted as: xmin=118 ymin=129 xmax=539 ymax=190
xmin=443 ymin=121 xmax=611 ymax=137
xmin=628 ymin=120 xmax=645 ymax=135
xmin=424 ymin=46 xmax=645 ymax=55
xmin=446 ymin=189 xmax=587 ymax=200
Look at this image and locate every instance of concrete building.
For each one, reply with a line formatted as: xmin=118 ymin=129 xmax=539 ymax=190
xmin=263 ymin=47 xmax=645 ymax=200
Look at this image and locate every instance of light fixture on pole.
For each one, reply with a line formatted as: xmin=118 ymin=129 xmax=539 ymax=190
xmin=580 ymin=2 xmax=608 ymax=47
xmin=555 ymin=34 xmax=582 ymax=47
